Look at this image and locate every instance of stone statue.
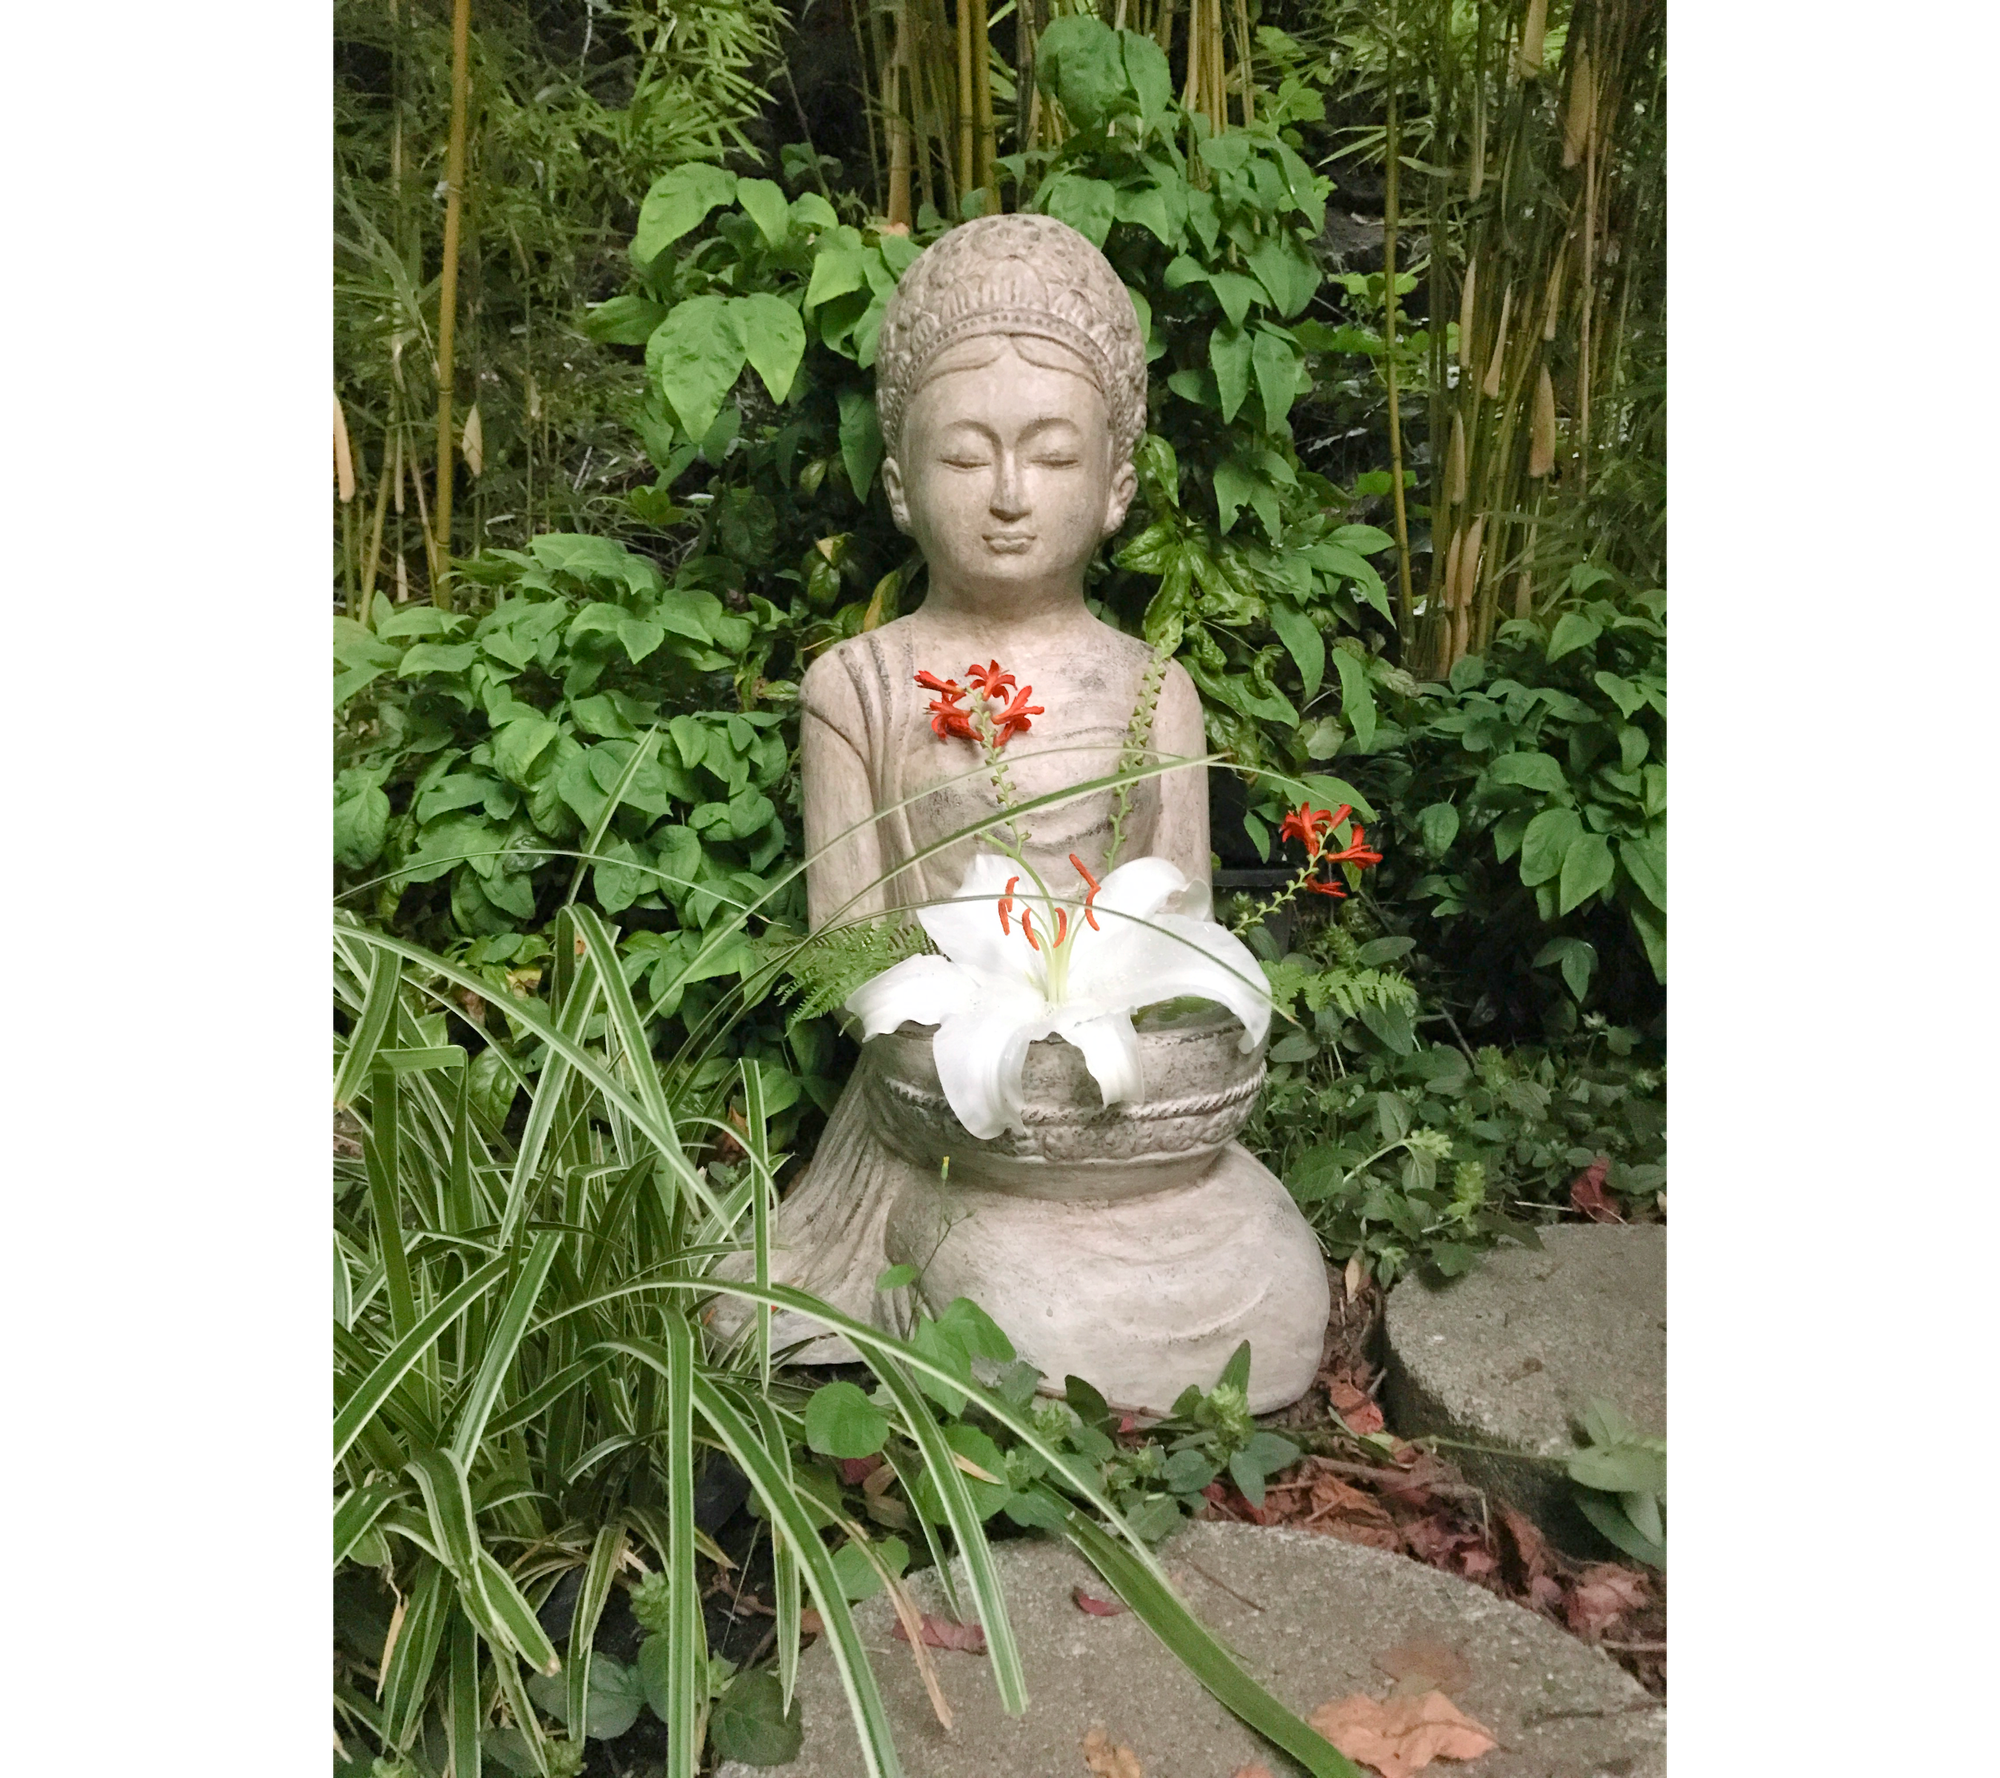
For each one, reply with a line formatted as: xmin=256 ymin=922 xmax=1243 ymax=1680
xmin=714 ymin=215 xmax=1328 ymax=1414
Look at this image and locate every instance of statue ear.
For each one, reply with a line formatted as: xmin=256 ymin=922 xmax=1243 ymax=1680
xmin=1101 ymin=460 xmax=1138 ymax=538
xmin=883 ymin=457 xmax=911 ymax=533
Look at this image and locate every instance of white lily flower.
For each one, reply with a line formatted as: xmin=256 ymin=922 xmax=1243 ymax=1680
xmin=846 ymin=851 xmax=1272 ymax=1140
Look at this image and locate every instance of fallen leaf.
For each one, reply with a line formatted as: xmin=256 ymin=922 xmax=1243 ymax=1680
xmin=836 ymin=1456 xmax=881 ymax=1486
xmin=1081 ymin=1725 xmax=1143 ymax=1777
xmin=798 ymin=1608 xmax=824 ymax=1636
xmin=1232 ymin=1768 xmax=1276 ymax=1778
xmin=1565 ymin=1564 xmax=1649 ymax=1635
xmin=892 ymin=1612 xmax=986 ymax=1653
xmin=1375 ymin=1641 xmax=1470 ymax=1697
xmin=1202 ymin=1480 xmax=1269 ymax=1524
xmin=1309 ymin=1689 xmax=1497 ymax=1778
xmin=1527 ymin=1574 xmax=1565 ymax=1615
xmin=1073 ymin=1587 xmax=1128 ymax=1617
xmin=1344 ymin=1253 xmax=1366 ymax=1299
xmin=1328 ymin=1376 xmax=1386 ymax=1436
xmin=1496 ymin=1504 xmax=1553 ymax=1589
xmin=1569 ymin=1157 xmax=1623 ymax=1222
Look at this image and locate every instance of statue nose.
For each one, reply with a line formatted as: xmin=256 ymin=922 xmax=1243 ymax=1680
xmin=990 ymin=456 xmax=1029 ymax=519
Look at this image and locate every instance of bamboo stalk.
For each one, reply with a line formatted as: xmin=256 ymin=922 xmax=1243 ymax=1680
xmin=972 ymin=0 xmax=997 ymax=212
xmin=956 ymin=0 xmax=975 ymax=209
xmin=359 ymin=445 xmax=393 ymax=629
xmin=1234 ymin=0 xmax=1255 ymax=126
xmin=886 ymin=5 xmax=913 ymax=228
xmin=1381 ymin=1 xmax=1416 ymax=640
xmin=428 ymin=0 xmax=473 ymax=608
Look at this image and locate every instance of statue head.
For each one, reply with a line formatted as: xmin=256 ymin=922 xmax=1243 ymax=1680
xmin=874 ymin=215 xmax=1148 ymax=601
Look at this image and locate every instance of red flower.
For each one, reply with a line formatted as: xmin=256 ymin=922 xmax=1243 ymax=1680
xmin=1279 ymin=802 xmax=1351 ymax=860
xmin=914 ymin=669 xmax=975 ymax=740
xmin=988 ymin=683 xmax=1045 ymax=744
xmin=1304 ymin=876 xmax=1349 ymax=898
xmin=1320 ymin=821 xmax=1383 ymax=870
xmin=962 ymin=659 xmax=1019 ymax=699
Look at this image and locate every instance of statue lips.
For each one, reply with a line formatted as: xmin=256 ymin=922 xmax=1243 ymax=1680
xmin=983 ymin=531 xmax=1036 ymax=554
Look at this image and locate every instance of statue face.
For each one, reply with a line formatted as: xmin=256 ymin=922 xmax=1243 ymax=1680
xmin=884 ymin=338 xmax=1137 ymax=600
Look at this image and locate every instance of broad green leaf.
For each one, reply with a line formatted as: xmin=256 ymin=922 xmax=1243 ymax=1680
xmin=397 ymin=642 xmax=477 ymax=678
xmin=1207 ymin=270 xmax=1261 ymax=329
xmin=632 ymin=164 xmax=737 ymax=265
xmin=1267 ymin=600 xmax=1324 ymax=702
xmin=733 ymin=293 xmax=806 ymax=405
xmin=1329 ymin=650 xmax=1377 ymax=752
xmin=1558 ymin=830 xmax=1616 ymax=914
xmin=1518 ymin=808 xmax=1583 ymax=885
xmin=803 ymin=1381 xmax=888 ymax=1459
xmin=1416 ymin=802 xmax=1459 ymax=857
xmin=707 ymin=1669 xmax=804 ymax=1766
xmin=1547 ymin=611 xmax=1603 ymax=661
xmin=1210 ymin=324 xmax=1252 ymax=423
xmin=1629 ymin=899 xmax=1666 ymax=982
xmin=491 ymin=715 xmax=563 ymax=787
xmin=837 ymin=388 xmax=884 ymax=501
xmin=734 ymin=177 xmax=791 ymax=247
xmin=1120 ymin=28 xmax=1174 ymax=120
xmin=1487 ymin=750 xmax=1569 ymax=795
xmin=1036 ymin=12 xmax=1135 ymax=130
xmin=804 ymin=244 xmax=869 ymax=312
xmin=527 ymin=1659 xmax=643 ymax=1740
xmin=1619 ymin=831 xmax=1666 ymax=910
xmin=335 ymin=783 xmax=390 ymax=871
xmin=1533 ymin=936 xmax=1598 ymax=1001
xmin=580 ymin=294 xmax=669 ymax=345
xmin=1251 ymin=327 xmax=1300 ymax=431
xmin=1040 ymin=174 xmax=1117 ymax=247
xmin=647 ymin=294 xmax=745 ymax=444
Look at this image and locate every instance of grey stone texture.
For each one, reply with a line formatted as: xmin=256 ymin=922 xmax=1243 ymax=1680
xmin=1382 ymin=1225 xmax=1666 ymax=1553
xmin=720 ymin=1521 xmax=1663 ymax=1778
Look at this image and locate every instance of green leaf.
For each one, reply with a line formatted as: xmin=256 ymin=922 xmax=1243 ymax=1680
xmin=633 ymin=164 xmax=737 ymax=265
xmin=734 ymin=177 xmax=792 ymax=247
xmin=1040 ymin=174 xmax=1117 ymax=247
xmin=802 ymin=1380 xmax=888 ymax=1460
xmin=1573 ymin=1488 xmax=1666 ymax=1569
xmin=706 ymin=1669 xmax=804 ymax=1767
xmin=1210 ymin=324 xmax=1252 ymax=423
xmin=580 ymin=294 xmax=669 ymax=346
xmin=1207 ymin=270 xmax=1261 ymax=329
xmin=1414 ymin=801 xmax=1458 ymax=857
xmin=732 ymin=293 xmax=806 ymax=405
xmin=1267 ymin=600 xmax=1324 ymax=703
xmin=527 ymin=1658 xmax=644 ymax=1741
xmin=1558 ymin=830 xmax=1616 ymax=914
xmin=647 ymin=294 xmax=745 ymax=444
xmin=335 ymin=783 xmax=391 ymax=871
xmin=492 ymin=716 xmax=564 ymax=787
xmin=617 ymin=616 xmax=666 ymax=664
xmin=1035 ymin=13 xmax=1136 ymax=131
xmin=1330 ymin=650 xmax=1377 ymax=751
xmin=1533 ymin=936 xmax=1598 ymax=1001
xmin=1518 ymin=808 xmax=1583 ymax=886
xmin=1629 ymin=898 xmax=1666 ymax=982
xmin=397 ymin=642 xmax=478 ymax=678
xmin=1487 ymin=750 xmax=1568 ymax=795
xmin=1592 ymin=670 xmax=1647 ymax=719
xmin=1251 ymin=328 xmax=1300 ymax=431
xmin=837 ymin=388 xmax=883 ymax=501
xmin=1547 ymin=612 xmax=1604 ymax=662
xmin=1619 ymin=831 xmax=1666 ymax=910
xmin=830 ymin=1534 xmax=909 ymax=1602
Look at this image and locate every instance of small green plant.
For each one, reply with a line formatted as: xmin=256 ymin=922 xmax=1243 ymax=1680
xmin=1566 ymin=1398 xmax=1665 ymax=1569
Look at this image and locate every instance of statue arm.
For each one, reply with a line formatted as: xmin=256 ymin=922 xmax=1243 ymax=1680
xmin=800 ymin=653 xmax=887 ymax=933
xmin=1149 ymin=659 xmax=1210 ymax=887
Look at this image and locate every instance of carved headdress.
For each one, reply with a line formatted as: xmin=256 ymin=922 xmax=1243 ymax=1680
xmin=873 ymin=214 xmax=1149 ymax=468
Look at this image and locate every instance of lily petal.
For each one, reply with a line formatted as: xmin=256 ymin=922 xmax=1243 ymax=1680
xmin=1053 ymin=1007 xmax=1144 ymax=1109
xmin=846 ymin=953 xmax=972 ymax=1038
xmin=1070 ymin=910 xmax=1272 ymax=1052
xmin=914 ymin=851 xmax=1036 ymax=981
xmin=1092 ymin=855 xmax=1189 ymax=923
xmin=932 ymin=977 xmax=1053 ymax=1137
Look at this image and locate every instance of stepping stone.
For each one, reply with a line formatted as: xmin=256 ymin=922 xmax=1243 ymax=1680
xmin=1382 ymin=1225 xmax=1666 ymax=1553
xmin=720 ymin=1521 xmax=1663 ymax=1777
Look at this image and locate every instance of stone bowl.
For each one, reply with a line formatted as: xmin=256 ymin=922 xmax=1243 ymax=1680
xmin=863 ymin=1002 xmax=1265 ymax=1200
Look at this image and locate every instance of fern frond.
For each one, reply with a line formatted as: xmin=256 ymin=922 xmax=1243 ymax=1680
xmin=781 ymin=915 xmax=932 ymax=1028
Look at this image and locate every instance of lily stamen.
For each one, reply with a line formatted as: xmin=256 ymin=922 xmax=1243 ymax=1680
xmin=1068 ymin=853 xmax=1103 ymax=930
xmin=998 ymin=875 xmax=1020 ymax=934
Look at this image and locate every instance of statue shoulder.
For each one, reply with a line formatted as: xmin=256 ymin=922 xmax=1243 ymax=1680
xmin=800 ymin=623 xmax=918 ymax=749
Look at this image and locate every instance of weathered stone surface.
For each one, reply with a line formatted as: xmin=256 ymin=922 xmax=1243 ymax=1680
xmin=719 ymin=1521 xmax=1663 ymax=1778
xmin=1382 ymin=1225 xmax=1665 ymax=1550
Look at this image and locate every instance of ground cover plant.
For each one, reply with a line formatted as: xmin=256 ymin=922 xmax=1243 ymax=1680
xmin=335 ymin=4 xmax=1665 ymax=1765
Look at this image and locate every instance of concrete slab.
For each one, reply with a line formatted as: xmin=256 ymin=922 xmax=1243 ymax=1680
xmin=1381 ymin=1225 xmax=1665 ymax=1553
xmin=720 ymin=1521 xmax=1662 ymax=1777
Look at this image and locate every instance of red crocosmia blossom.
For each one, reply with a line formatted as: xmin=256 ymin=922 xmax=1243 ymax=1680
xmin=1304 ymin=876 xmax=1349 ymax=897
xmin=914 ymin=669 xmax=975 ymax=740
xmin=962 ymin=659 xmax=1019 ymax=698
xmin=1278 ymin=803 xmax=1331 ymax=856
xmin=989 ymin=683 xmax=1045 ymax=744
xmin=1320 ymin=821 xmax=1383 ymax=870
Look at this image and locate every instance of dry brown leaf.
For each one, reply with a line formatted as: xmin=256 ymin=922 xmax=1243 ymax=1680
xmin=1327 ymin=1376 xmax=1386 ymax=1436
xmin=1496 ymin=1504 xmax=1553 ymax=1589
xmin=1231 ymin=1767 xmax=1277 ymax=1778
xmin=891 ymin=1611 xmax=987 ymax=1653
xmin=1569 ymin=1157 xmax=1623 ymax=1222
xmin=1343 ymin=1253 xmax=1366 ymax=1299
xmin=1080 ymin=1724 xmax=1143 ymax=1777
xmin=798 ymin=1607 xmax=824 ymax=1636
xmin=1309 ymin=1689 xmax=1497 ymax=1778
xmin=1073 ymin=1586 xmax=1128 ymax=1616
xmin=1375 ymin=1641 xmax=1470 ymax=1698
xmin=1566 ymin=1564 xmax=1649 ymax=1635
